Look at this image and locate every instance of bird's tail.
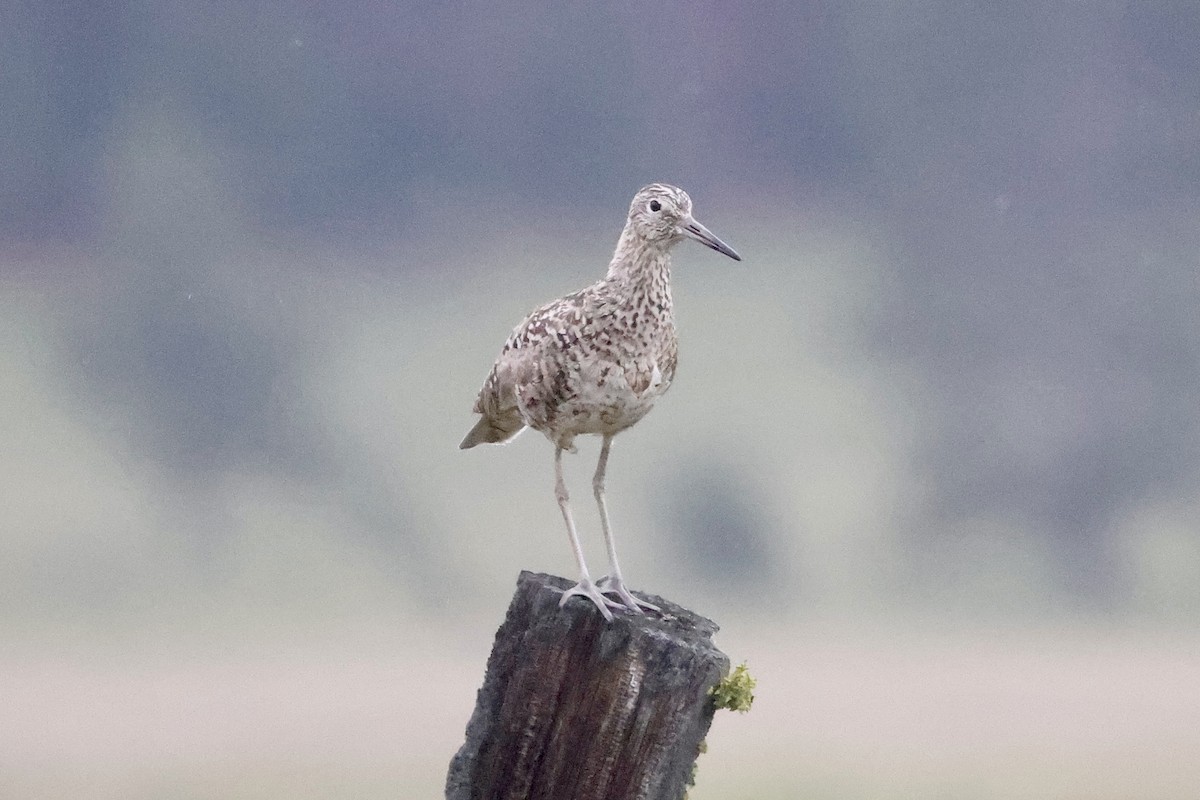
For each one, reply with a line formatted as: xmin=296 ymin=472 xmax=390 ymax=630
xmin=459 ymin=412 xmax=526 ymax=449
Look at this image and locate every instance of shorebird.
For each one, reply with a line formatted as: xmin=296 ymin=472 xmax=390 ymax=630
xmin=460 ymin=184 xmax=741 ymax=621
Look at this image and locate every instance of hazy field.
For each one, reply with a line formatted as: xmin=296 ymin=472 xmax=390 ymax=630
xmin=4 ymin=620 xmax=1198 ymax=799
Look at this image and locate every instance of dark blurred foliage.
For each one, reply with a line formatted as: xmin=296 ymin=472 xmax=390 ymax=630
xmin=3 ymin=1 xmax=865 ymax=239
xmin=662 ymin=462 xmax=782 ymax=602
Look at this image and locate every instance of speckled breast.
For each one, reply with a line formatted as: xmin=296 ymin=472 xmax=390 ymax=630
xmin=516 ymin=342 xmax=676 ymax=446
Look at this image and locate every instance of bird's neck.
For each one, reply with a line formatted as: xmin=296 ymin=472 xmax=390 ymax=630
xmin=605 ymin=225 xmax=674 ymax=312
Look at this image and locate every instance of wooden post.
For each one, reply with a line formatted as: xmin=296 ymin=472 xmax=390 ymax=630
xmin=446 ymin=571 xmax=730 ymax=800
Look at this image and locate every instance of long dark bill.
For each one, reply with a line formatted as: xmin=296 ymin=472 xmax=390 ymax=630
xmin=681 ymin=217 xmax=742 ymax=261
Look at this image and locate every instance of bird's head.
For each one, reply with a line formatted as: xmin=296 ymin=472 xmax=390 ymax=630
xmin=627 ymin=183 xmax=741 ymax=261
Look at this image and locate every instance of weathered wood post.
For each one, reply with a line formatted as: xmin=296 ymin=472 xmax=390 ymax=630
xmin=446 ymin=571 xmax=730 ymax=800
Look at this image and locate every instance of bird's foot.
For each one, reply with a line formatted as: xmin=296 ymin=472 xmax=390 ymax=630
xmin=596 ymin=575 xmax=660 ymax=614
xmin=557 ymin=578 xmax=624 ymax=622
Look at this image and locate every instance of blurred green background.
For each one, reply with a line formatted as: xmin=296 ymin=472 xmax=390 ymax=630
xmin=4 ymin=2 xmax=1199 ymax=798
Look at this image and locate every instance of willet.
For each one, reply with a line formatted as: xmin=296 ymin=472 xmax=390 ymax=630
xmin=460 ymin=184 xmax=742 ymax=620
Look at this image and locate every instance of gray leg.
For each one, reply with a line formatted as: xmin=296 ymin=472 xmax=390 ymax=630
xmin=593 ymin=435 xmax=659 ymax=613
xmin=553 ymin=445 xmax=622 ymax=621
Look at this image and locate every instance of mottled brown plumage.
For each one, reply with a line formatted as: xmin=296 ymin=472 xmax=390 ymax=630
xmin=461 ymin=184 xmax=741 ymax=620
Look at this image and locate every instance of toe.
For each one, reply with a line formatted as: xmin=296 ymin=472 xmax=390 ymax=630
xmin=596 ymin=578 xmax=660 ymax=614
xmin=556 ymin=580 xmax=622 ymax=621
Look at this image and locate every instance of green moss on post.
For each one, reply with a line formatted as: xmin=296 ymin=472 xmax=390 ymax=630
xmin=710 ymin=662 xmax=756 ymax=713
xmin=685 ymin=662 xmax=757 ymax=799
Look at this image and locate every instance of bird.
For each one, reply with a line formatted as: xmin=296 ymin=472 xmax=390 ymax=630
xmin=460 ymin=184 xmax=741 ymax=621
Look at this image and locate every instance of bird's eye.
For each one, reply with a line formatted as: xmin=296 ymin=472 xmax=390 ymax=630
xmin=649 ymin=200 xmax=661 ymax=212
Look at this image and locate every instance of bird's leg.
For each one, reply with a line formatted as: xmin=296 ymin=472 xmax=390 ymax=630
xmin=554 ymin=445 xmax=622 ymax=621
xmin=593 ymin=435 xmax=660 ymax=613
